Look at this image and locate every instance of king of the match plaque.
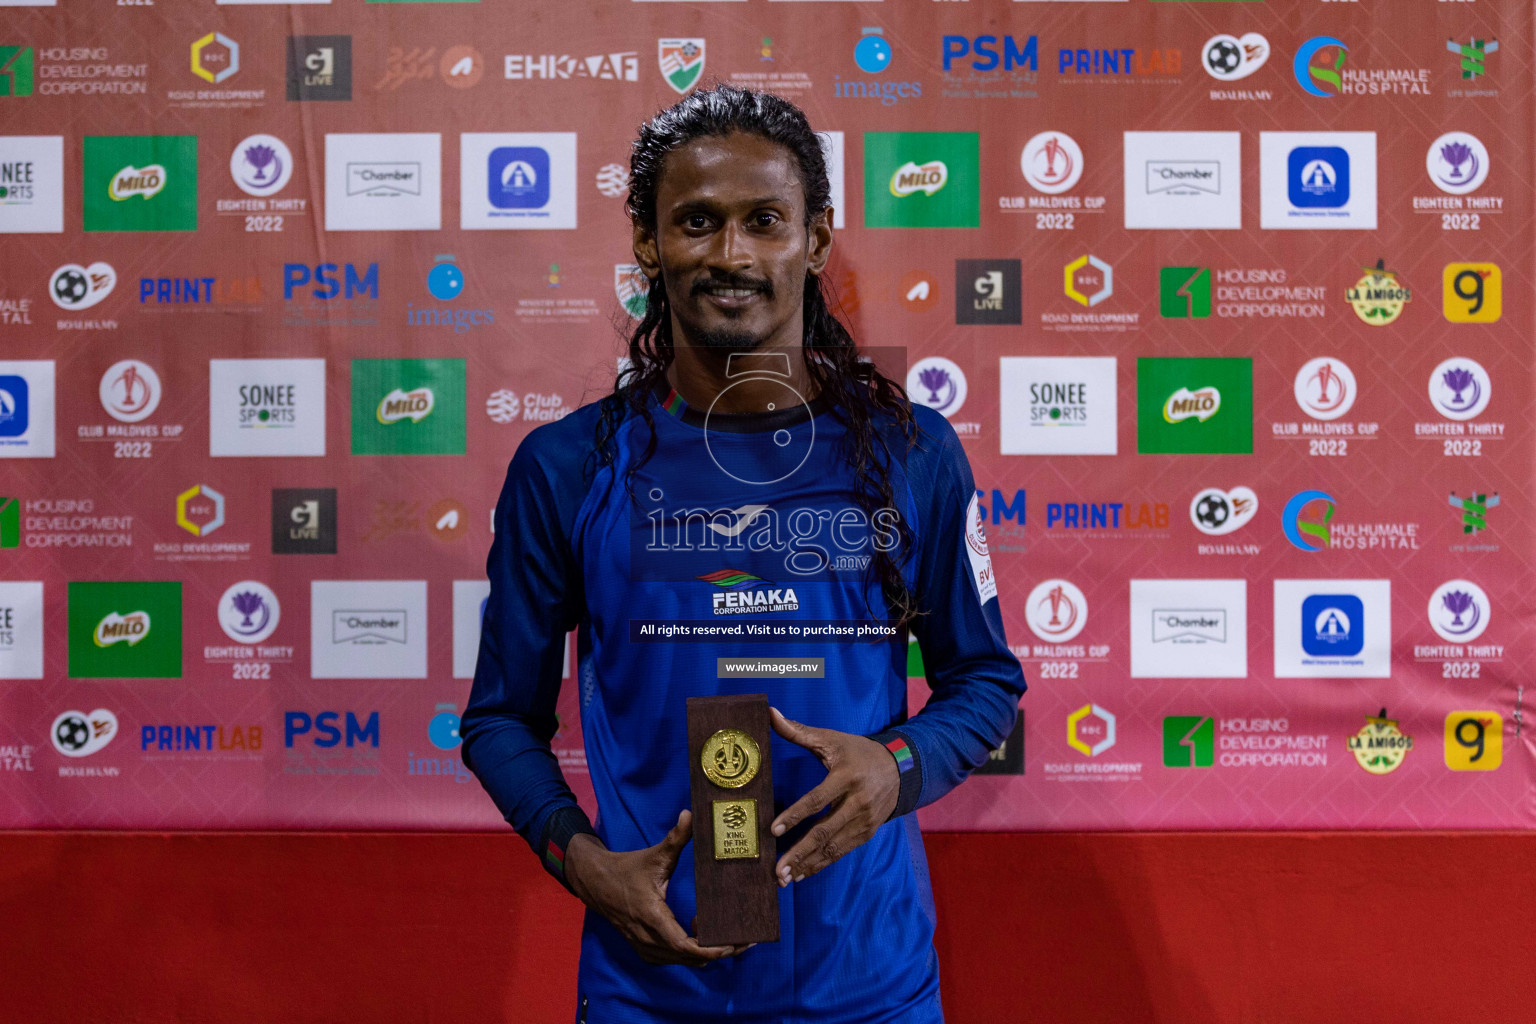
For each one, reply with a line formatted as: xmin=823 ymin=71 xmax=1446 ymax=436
xmin=686 ymin=693 xmax=780 ymax=947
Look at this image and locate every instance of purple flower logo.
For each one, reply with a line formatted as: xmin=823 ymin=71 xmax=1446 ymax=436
xmin=1429 ymin=579 xmax=1490 ymax=643
xmin=218 ymin=580 xmax=281 ymax=645
xmin=918 ymin=365 xmax=956 ymax=410
xmin=229 ymin=591 xmax=270 ymax=637
xmin=1441 ymin=366 xmax=1480 ymax=412
xmin=240 ymin=143 xmax=281 ymax=187
xmin=1437 ymin=140 xmax=1478 ymax=186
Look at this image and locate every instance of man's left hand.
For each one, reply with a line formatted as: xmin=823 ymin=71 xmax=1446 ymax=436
xmin=768 ymin=706 xmax=901 ymax=887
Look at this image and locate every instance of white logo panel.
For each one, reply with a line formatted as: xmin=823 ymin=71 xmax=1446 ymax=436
xmin=1130 ymin=579 xmax=1247 ymax=679
xmin=999 ymin=357 xmax=1116 ymax=455
xmin=208 ymin=359 xmax=326 ymax=457
xmin=311 ymin=580 xmax=427 ymax=679
xmin=325 ymin=133 xmax=442 ymax=231
xmin=1123 ymin=132 xmax=1241 ymax=230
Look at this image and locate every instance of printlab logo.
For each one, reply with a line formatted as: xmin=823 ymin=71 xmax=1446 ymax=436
xmin=1348 ymin=709 xmax=1411 ymax=775
xmin=1448 ymin=37 xmax=1497 ymax=81
xmin=272 ymin=488 xmax=337 ymax=554
xmin=1020 ymin=132 xmax=1082 ymax=195
xmin=1202 ymin=33 xmax=1267 ymax=82
xmin=287 ymin=36 xmax=352 ymax=101
xmin=231 ymin=135 xmax=293 ymax=197
xmin=1443 ymin=264 xmax=1500 ymax=324
xmin=1159 ymin=267 xmax=1211 ymax=318
xmin=1282 ymin=490 xmax=1334 ymax=551
xmin=1190 ymin=487 xmax=1257 ymax=536
xmin=1428 ymin=357 xmax=1491 ymax=421
xmin=906 ymin=357 xmax=967 ymax=419
xmin=1445 ymin=711 xmax=1501 ymax=772
xmin=1025 ymin=579 xmax=1086 ymax=643
xmin=1345 ymin=260 xmax=1411 ymax=325
xmin=1427 ymin=579 xmax=1489 ymax=644
xmin=955 ymin=259 xmax=1020 ymax=325
xmin=1293 ymin=358 xmax=1356 ymax=421
xmin=67 ymin=580 xmax=182 ymax=679
xmin=52 ymin=709 xmax=117 ymax=758
xmin=1448 ymin=491 xmax=1498 ymax=536
xmin=83 ymin=136 xmax=198 ymax=232
xmin=658 ymin=38 xmax=704 ymax=94
xmin=1067 ymin=704 xmax=1115 ymax=758
xmin=1162 ymin=717 xmax=1214 ymax=768
xmin=1426 ymin=132 xmax=1488 ymax=195
xmin=1064 ymin=255 xmax=1111 ymax=307
xmin=864 ymin=132 xmax=979 ymax=228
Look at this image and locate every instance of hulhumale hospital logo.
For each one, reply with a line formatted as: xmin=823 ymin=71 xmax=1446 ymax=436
xmin=1283 ymin=490 xmax=1334 ymax=551
xmin=1294 ymin=36 xmax=1347 ymax=97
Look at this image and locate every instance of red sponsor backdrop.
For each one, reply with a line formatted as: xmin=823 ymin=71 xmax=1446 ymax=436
xmin=0 ymin=1 xmax=1532 ymax=830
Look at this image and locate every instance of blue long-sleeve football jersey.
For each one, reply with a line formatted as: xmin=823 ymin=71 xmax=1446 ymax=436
xmin=462 ymin=376 xmax=1027 ymax=1024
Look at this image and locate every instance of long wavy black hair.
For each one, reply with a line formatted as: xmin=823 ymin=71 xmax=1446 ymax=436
xmin=592 ymin=83 xmax=923 ymax=631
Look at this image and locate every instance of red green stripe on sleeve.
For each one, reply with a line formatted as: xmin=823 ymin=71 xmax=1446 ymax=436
xmin=661 ymin=387 xmax=686 ymax=417
xmin=884 ymin=736 xmax=915 ymax=773
xmin=869 ymin=729 xmax=924 ymax=821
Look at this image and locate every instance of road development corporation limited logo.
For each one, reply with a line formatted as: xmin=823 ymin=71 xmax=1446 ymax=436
xmin=698 ymin=570 xmax=801 ymax=616
xmin=1428 ymin=579 xmax=1490 ymax=644
xmin=1067 ymin=704 xmax=1115 ymax=758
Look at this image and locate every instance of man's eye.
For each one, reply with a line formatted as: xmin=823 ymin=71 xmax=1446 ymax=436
xmin=686 ymin=215 xmax=711 ymax=230
xmin=754 ymin=212 xmax=780 ymax=227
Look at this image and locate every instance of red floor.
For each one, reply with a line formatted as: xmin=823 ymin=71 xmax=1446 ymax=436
xmin=2 ymin=831 xmax=1529 ymax=1023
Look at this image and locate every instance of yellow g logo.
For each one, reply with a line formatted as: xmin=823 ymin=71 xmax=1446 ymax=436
xmin=1444 ymin=711 xmax=1502 ymax=771
xmin=1443 ymin=264 xmax=1501 ymax=323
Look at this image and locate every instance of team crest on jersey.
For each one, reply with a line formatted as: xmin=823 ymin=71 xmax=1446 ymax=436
xmin=964 ymin=494 xmax=998 ymax=604
xmin=658 ymin=39 xmax=705 ymax=95
xmin=698 ymin=570 xmax=800 ymax=616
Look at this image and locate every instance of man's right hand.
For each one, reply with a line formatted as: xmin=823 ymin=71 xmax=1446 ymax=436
xmin=564 ymin=809 xmax=755 ymax=967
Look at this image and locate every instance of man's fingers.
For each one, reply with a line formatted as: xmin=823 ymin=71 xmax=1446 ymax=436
xmin=770 ymin=706 xmax=827 ymax=756
xmin=651 ymin=809 xmax=692 ymax=878
xmin=771 ymin=776 xmax=841 ymax=838
xmin=776 ymin=802 xmax=858 ymax=885
xmin=652 ymin=911 xmax=739 ymax=965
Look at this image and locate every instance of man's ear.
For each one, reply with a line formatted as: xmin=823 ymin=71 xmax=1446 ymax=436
xmin=632 ymin=219 xmax=661 ymax=281
xmin=806 ymin=207 xmax=833 ymax=278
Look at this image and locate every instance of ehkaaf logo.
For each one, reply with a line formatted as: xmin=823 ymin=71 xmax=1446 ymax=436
xmin=698 ymin=570 xmax=800 ymax=616
xmin=284 ymin=710 xmax=379 ymax=748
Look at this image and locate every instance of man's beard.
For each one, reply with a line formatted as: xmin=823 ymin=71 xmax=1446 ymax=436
xmin=693 ymin=325 xmax=765 ymax=351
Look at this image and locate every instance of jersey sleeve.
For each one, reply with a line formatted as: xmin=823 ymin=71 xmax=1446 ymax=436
xmin=460 ymin=407 xmax=601 ymax=895
xmin=867 ymin=409 xmax=1028 ymax=819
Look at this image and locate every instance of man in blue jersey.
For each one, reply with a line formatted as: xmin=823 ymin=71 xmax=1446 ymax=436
xmin=462 ymin=84 xmax=1027 ymax=1022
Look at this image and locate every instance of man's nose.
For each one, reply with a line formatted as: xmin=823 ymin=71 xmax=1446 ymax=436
xmin=708 ymin=220 xmax=755 ymax=275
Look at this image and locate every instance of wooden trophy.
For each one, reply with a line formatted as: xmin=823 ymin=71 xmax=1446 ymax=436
xmin=686 ymin=693 xmax=780 ymax=946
